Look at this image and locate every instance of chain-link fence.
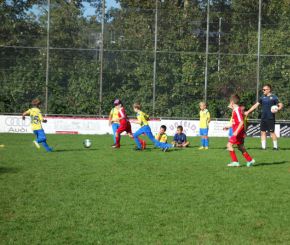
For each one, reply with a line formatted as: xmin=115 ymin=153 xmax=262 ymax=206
xmin=0 ymin=0 xmax=289 ymax=119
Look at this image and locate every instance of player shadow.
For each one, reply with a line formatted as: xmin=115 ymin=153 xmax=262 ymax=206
xmin=247 ymin=147 xmax=289 ymax=151
xmin=254 ymin=161 xmax=287 ymax=167
xmin=0 ymin=167 xmax=19 ymax=174
xmin=54 ymin=148 xmax=98 ymax=152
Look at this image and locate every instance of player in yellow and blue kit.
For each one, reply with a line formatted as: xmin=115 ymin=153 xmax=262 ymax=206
xmin=132 ymin=103 xmax=173 ymax=151
xmin=22 ymin=99 xmax=52 ymax=152
xmin=108 ymin=100 xmax=121 ymax=145
xmin=199 ymin=102 xmax=210 ymax=150
xmin=155 ymin=125 xmax=168 ymax=143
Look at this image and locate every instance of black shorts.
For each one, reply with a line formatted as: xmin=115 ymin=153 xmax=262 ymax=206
xmin=260 ymin=119 xmax=275 ymax=133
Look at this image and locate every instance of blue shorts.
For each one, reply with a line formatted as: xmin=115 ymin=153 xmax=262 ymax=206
xmin=33 ymin=129 xmax=47 ymax=142
xmin=200 ymin=128 xmax=208 ymax=136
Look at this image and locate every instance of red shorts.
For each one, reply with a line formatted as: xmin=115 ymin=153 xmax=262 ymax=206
xmin=229 ymin=133 xmax=245 ymax=145
xmin=117 ymin=121 xmax=132 ymax=134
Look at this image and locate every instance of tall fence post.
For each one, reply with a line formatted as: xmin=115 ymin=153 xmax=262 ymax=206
xmin=45 ymin=0 xmax=50 ymax=115
xmin=204 ymin=0 xmax=210 ymax=103
xmin=152 ymin=0 xmax=158 ymax=116
xmin=256 ymin=0 xmax=262 ymax=102
xmin=99 ymin=0 xmax=105 ymax=116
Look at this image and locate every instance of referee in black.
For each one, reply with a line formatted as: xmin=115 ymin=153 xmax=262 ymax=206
xmin=245 ymin=84 xmax=283 ymax=150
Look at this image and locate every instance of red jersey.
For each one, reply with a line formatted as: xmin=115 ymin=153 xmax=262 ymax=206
xmin=118 ymin=107 xmax=128 ymax=125
xmin=231 ymin=106 xmax=244 ymax=134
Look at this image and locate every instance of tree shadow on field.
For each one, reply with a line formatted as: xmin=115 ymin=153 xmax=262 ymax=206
xmin=254 ymin=161 xmax=288 ymax=167
xmin=54 ymin=148 xmax=98 ymax=153
xmin=0 ymin=166 xmax=19 ymax=174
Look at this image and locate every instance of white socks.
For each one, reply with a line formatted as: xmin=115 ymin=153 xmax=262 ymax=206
xmin=261 ymin=140 xmax=278 ymax=149
xmin=261 ymin=140 xmax=266 ymax=149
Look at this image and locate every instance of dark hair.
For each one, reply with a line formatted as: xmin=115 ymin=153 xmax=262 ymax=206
xmin=133 ymin=103 xmax=141 ymax=110
xmin=230 ymin=94 xmax=240 ymax=104
xmin=160 ymin=125 xmax=167 ymax=131
xmin=263 ymin=84 xmax=272 ymax=91
xmin=177 ymin=125 xmax=183 ymax=131
xmin=32 ymin=98 xmax=41 ymax=106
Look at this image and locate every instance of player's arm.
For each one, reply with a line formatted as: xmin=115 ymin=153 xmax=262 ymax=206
xmin=277 ymin=102 xmax=283 ymax=111
xmin=108 ymin=111 xmax=113 ymax=125
xmin=233 ymin=120 xmax=244 ymax=136
xmin=22 ymin=110 xmax=30 ymax=120
xmin=245 ymin=102 xmax=260 ymax=116
xmin=207 ymin=112 xmax=211 ymax=124
xmin=38 ymin=112 xmax=47 ymax=123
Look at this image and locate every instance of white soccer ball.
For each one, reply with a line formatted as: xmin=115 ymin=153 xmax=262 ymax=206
xmin=271 ymin=105 xmax=279 ymax=113
xmin=83 ymin=139 xmax=92 ymax=148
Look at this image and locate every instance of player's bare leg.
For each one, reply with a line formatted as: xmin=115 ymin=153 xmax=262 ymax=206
xmin=227 ymin=142 xmax=240 ymax=167
xmin=182 ymin=142 xmax=190 ymax=148
xmin=270 ymin=132 xmax=278 ymax=150
xmin=113 ymin=132 xmax=121 ymax=148
xmin=261 ymin=131 xmax=267 ymax=150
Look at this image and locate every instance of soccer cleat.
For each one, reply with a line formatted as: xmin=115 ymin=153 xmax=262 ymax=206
xmin=163 ymin=147 xmax=169 ymax=152
xmin=246 ymin=159 xmax=255 ymax=167
xmin=133 ymin=147 xmax=142 ymax=151
xmin=198 ymin=147 xmax=204 ymax=150
xmin=273 ymin=147 xmax=279 ymax=151
xmin=227 ymin=162 xmax=240 ymax=167
xmin=112 ymin=144 xmax=120 ymax=149
xmin=204 ymin=147 xmax=209 ymax=150
xmin=33 ymin=140 xmax=40 ymax=149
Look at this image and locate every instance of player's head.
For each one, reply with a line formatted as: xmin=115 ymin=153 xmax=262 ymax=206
xmin=133 ymin=103 xmax=141 ymax=112
xmin=262 ymin=84 xmax=272 ymax=95
xmin=177 ymin=125 xmax=183 ymax=134
xmin=114 ymin=99 xmax=122 ymax=108
xmin=32 ymin=98 xmax=41 ymax=108
xmin=159 ymin=125 xmax=167 ymax=134
xmin=229 ymin=94 xmax=240 ymax=107
xmin=199 ymin=102 xmax=207 ymax=110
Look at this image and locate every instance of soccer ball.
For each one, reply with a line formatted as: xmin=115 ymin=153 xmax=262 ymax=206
xmin=83 ymin=139 xmax=92 ymax=148
xmin=271 ymin=105 xmax=279 ymax=113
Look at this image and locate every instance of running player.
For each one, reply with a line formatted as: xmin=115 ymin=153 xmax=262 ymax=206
xmin=226 ymin=94 xmax=255 ymax=167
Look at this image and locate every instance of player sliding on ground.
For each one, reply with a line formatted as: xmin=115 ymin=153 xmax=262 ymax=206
xmin=225 ymin=94 xmax=255 ymax=167
xmin=22 ymin=99 xmax=53 ymax=152
xmin=132 ymin=103 xmax=173 ymax=152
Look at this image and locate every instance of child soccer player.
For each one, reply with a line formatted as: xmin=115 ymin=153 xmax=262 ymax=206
xmin=172 ymin=126 xmax=190 ymax=147
xmin=132 ymin=103 xmax=173 ymax=151
xmin=112 ymin=99 xmax=133 ymax=149
xmin=155 ymin=125 xmax=168 ymax=143
xmin=225 ymin=94 xmax=255 ymax=167
xmin=199 ymin=102 xmax=210 ymax=149
xmin=108 ymin=100 xmax=120 ymax=145
xmin=22 ymin=99 xmax=53 ymax=152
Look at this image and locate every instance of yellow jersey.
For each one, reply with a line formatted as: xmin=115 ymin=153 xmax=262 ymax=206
xmin=137 ymin=111 xmax=149 ymax=127
xmin=199 ymin=109 xmax=210 ymax=128
xmin=155 ymin=133 xmax=167 ymax=143
xmin=110 ymin=108 xmax=120 ymax=124
xmin=25 ymin=107 xmax=44 ymax=131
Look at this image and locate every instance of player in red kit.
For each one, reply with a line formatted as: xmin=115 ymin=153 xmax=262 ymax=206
xmin=225 ymin=94 xmax=255 ymax=167
xmin=112 ymin=99 xmax=145 ymax=149
xmin=111 ymin=99 xmax=132 ymax=148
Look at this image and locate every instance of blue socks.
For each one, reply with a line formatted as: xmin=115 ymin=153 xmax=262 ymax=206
xmin=201 ymin=138 xmax=209 ymax=147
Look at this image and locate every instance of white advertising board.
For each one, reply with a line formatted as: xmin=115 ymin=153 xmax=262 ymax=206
xmin=0 ymin=115 xmax=280 ymax=137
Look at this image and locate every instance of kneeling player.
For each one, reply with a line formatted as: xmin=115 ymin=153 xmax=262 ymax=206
xmin=226 ymin=94 xmax=255 ymax=167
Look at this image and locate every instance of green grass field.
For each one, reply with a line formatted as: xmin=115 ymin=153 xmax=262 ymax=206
xmin=1 ymin=133 xmax=290 ymax=244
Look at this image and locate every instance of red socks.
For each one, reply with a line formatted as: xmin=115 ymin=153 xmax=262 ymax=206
xmin=229 ymin=151 xmax=238 ymax=162
xmin=243 ymin=152 xmax=253 ymax=162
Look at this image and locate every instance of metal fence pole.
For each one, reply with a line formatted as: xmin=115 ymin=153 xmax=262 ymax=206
xmin=256 ymin=0 xmax=262 ymax=102
xmin=218 ymin=17 xmax=222 ymax=82
xmin=45 ymin=0 xmax=50 ymax=115
xmin=152 ymin=0 xmax=158 ymax=116
xmin=204 ymin=0 xmax=210 ymax=103
xmin=99 ymin=0 xmax=105 ymax=115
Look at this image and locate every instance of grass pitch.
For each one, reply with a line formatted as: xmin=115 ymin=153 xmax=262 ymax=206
xmin=1 ymin=133 xmax=290 ymax=244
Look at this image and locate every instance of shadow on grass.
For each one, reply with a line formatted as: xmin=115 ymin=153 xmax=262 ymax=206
xmin=54 ymin=148 xmax=98 ymax=152
xmin=247 ymin=147 xmax=289 ymax=151
xmin=254 ymin=161 xmax=288 ymax=167
xmin=0 ymin=167 xmax=19 ymax=174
